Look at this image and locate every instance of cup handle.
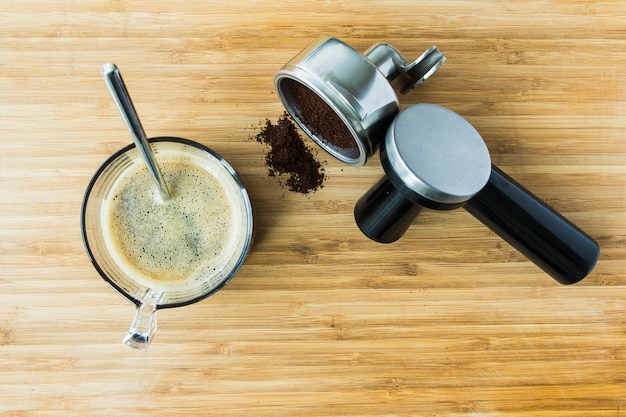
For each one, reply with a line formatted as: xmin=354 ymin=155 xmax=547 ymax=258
xmin=122 ymin=290 xmax=164 ymax=350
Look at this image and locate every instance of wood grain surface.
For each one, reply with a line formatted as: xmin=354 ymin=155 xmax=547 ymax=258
xmin=1 ymin=1 xmax=625 ymax=416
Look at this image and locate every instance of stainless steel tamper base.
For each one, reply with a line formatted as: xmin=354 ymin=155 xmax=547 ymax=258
xmin=382 ymin=104 xmax=491 ymax=207
xmin=355 ymin=104 xmax=491 ymax=243
xmin=274 ymin=37 xmax=445 ymax=166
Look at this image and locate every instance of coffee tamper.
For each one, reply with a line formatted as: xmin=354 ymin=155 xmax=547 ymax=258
xmin=353 ymin=104 xmax=599 ymax=284
xmin=275 ymin=36 xmax=445 ymax=166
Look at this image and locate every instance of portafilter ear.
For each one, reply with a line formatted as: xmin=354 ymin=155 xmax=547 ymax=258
xmin=274 ymin=36 xmax=445 ymax=166
xmin=354 ymin=104 xmax=599 ymax=285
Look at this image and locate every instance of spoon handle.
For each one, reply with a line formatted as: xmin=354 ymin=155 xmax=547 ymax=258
xmin=101 ymin=63 xmax=171 ymax=201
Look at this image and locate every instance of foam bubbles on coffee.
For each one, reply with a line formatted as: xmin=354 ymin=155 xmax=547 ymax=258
xmin=101 ymin=150 xmax=244 ymax=294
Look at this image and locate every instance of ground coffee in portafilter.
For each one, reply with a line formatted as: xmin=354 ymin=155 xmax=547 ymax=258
xmin=290 ymin=81 xmax=358 ymax=150
xmin=255 ymin=113 xmax=326 ymax=194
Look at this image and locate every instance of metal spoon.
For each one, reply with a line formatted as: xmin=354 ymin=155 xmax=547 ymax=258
xmin=101 ymin=63 xmax=171 ymax=201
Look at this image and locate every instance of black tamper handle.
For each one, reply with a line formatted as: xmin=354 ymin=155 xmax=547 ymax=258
xmin=464 ymin=165 xmax=599 ymax=285
xmin=354 ymin=176 xmax=422 ymax=244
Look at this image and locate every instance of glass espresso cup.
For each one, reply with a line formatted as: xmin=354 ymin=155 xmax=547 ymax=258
xmin=81 ymin=137 xmax=253 ymax=350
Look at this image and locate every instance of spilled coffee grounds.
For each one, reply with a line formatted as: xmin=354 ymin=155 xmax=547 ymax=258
xmin=255 ymin=113 xmax=325 ymax=194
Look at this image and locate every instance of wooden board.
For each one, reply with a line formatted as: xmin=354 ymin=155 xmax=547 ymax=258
xmin=1 ymin=1 xmax=624 ymax=415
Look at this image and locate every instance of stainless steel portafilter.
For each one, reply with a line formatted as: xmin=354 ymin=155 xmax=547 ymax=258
xmin=353 ymin=104 xmax=599 ymax=285
xmin=274 ymin=36 xmax=445 ymax=166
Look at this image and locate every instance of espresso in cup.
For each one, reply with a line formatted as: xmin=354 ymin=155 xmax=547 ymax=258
xmin=102 ymin=147 xmax=244 ymax=293
xmin=81 ymin=137 xmax=253 ymax=348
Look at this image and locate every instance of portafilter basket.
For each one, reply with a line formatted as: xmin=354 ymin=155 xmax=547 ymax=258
xmin=274 ymin=36 xmax=445 ymax=166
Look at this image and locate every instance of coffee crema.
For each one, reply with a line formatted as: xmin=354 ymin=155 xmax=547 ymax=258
xmin=101 ymin=149 xmax=244 ymax=293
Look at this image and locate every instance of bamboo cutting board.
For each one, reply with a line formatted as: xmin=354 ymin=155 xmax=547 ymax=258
xmin=1 ymin=1 xmax=625 ymax=416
